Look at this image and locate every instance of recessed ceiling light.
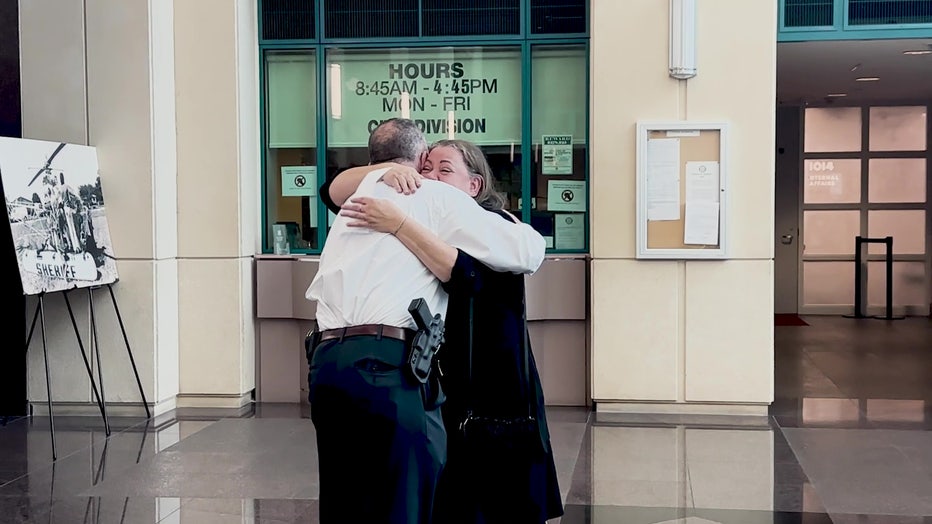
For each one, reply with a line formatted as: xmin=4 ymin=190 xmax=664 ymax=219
xmin=826 ymin=93 xmax=847 ymax=97
xmin=855 ymin=76 xmax=880 ymax=82
xmin=903 ymin=50 xmax=932 ymax=55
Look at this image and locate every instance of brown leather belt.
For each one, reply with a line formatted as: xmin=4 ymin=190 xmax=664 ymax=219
xmin=318 ymin=324 xmax=415 ymax=344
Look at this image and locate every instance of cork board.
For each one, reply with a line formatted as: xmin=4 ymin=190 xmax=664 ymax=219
xmin=636 ymin=122 xmax=728 ymax=259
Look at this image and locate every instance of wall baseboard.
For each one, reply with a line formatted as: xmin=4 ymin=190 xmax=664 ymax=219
xmin=594 ymin=401 xmax=769 ymax=417
xmin=175 ymin=392 xmax=253 ymax=409
xmin=28 ymin=396 xmax=175 ymax=418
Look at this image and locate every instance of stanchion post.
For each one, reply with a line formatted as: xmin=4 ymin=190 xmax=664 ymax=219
xmin=854 ymin=236 xmax=864 ymax=318
xmin=876 ymin=236 xmax=904 ymax=320
xmin=885 ymin=236 xmax=893 ymax=319
xmin=845 ymin=236 xmax=870 ymax=319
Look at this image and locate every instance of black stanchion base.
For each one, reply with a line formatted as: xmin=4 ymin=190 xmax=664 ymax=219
xmin=841 ymin=314 xmax=906 ymax=320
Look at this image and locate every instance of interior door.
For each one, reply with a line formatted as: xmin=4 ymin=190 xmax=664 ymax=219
xmin=774 ymin=107 xmax=800 ymax=314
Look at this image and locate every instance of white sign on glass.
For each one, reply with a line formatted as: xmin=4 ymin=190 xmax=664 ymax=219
xmin=547 ymin=180 xmax=586 ymax=212
xmin=554 ymin=213 xmax=585 ymax=250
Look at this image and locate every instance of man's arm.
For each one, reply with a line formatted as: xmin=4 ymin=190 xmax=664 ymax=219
xmin=324 ymin=163 xmax=422 ymax=211
xmin=432 ymin=187 xmax=545 ymax=274
xmin=326 ymin=163 xmax=392 ymax=208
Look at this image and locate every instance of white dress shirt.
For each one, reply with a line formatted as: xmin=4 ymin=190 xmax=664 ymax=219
xmin=306 ymin=167 xmax=545 ymax=331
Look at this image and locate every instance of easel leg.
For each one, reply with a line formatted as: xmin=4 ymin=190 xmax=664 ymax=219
xmin=38 ymin=295 xmax=57 ymax=461
xmin=63 ymin=290 xmax=110 ymax=436
xmin=25 ymin=299 xmax=41 ymax=352
xmin=107 ymin=284 xmax=150 ymax=419
xmin=87 ymin=289 xmax=109 ymax=431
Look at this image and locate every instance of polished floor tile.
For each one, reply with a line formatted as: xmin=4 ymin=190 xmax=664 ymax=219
xmin=559 ymin=505 xmax=837 ymax=524
xmin=782 ymin=428 xmax=932 ymax=516
xmin=2 ymin=315 xmax=932 ymax=523
xmin=774 ymin=328 xmax=932 ymax=429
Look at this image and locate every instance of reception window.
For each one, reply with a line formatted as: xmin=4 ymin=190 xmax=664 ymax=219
xmin=530 ymin=44 xmax=587 ymax=250
xmin=259 ymin=0 xmax=589 ymax=254
xmin=263 ymin=50 xmax=319 ymax=252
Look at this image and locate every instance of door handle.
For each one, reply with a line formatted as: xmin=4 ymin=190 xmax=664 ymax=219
xmin=781 ymin=234 xmax=794 ymax=245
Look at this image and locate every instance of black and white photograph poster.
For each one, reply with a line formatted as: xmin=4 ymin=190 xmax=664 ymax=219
xmin=0 ymin=137 xmax=118 ymax=295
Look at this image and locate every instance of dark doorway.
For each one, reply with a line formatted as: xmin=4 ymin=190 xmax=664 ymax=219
xmin=0 ymin=0 xmax=27 ymax=418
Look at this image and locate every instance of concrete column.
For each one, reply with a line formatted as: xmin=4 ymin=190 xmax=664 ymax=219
xmin=20 ymin=0 xmax=179 ymax=416
xmin=173 ymin=0 xmax=259 ymax=408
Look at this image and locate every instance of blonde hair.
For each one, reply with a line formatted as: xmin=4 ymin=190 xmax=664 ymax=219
xmin=429 ymin=139 xmax=506 ymax=211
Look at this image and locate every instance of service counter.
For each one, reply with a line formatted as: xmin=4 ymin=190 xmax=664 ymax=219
xmin=254 ymin=255 xmax=589 ymax=406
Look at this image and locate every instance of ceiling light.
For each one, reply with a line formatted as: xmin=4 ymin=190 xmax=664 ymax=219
xmin=855 ymin=76 xmax=880 ymax=82
xmin=826 ymin=93 xmax=847 ymax=97
xmin=903 ymin=50 xmax=932 ymax=55
xmin=850 ymin=63 xmax=862 ymax=72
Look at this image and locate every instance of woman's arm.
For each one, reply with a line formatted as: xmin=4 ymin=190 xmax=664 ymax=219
xmin=341 ymin=196 xmax=457 ymax=282
xmin=327 ymin=163 xmax=423 ymax=207
xmin=392 ymin=214 xmax=457 ymax=282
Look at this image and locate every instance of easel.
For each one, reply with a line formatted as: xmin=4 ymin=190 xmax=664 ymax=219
xmin=25 ymin=282 xmax=150 ymax=460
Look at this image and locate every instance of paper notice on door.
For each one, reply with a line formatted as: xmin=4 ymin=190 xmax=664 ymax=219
xmin=554 ymin=213 xmax=585 ymax=250
xmin=685 ymin=161 xmax=720 ymax=203
xmin=684 ymin=202 xmax=720 ymax=245
xmin=542 ymin=135 xmax=573 ymax=175
xmin=547 ymin=180 xmax=586 ymax=212
xmin=281 ymin=166 xmax=317 ymax=197
xmin=646 ymin=139 xmax=680 ymax=221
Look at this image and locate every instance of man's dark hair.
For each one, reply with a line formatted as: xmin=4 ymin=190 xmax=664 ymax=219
xmin=368 ymin=118 xmax=427 ymax=165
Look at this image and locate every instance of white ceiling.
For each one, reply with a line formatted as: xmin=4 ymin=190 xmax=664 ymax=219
xmin=777 ymin=38 xmax=932 ymax=105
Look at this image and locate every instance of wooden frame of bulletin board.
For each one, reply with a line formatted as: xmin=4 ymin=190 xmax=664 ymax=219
xmin=636 ymin=121 xmax=729 ymax=259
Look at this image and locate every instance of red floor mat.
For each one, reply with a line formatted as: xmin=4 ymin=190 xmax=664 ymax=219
xmin=775 ymin=314 xmax=809 ymax=326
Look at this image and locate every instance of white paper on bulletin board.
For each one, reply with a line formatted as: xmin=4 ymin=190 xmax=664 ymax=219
xmin=281 ymin=166 xmax=317 ymax=197
xmin=646 ymin=138 xmax=680 ymax=221
xmin=685 ymin=161 xmax=720 ymax=203
xmin=684 ymin=202 xmax=720 ymax=245
xmin=554 ymin=213 xmax=585 ymax=249
xmin=547 ymin=180 xmax=586 ymax=212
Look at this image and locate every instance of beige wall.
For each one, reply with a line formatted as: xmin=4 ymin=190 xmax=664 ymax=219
xmin=20 ymin=0 xmax=259 ymax=413
xmin=590 ymin=0 xmax=776 ymax=412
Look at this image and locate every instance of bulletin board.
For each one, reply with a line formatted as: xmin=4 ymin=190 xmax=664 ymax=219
xmin=636 ymin=121 xmax=729 ymax=259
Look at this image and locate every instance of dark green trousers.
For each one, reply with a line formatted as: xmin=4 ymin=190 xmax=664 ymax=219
xmin=308 ymin=334 xmax=446 ymax=524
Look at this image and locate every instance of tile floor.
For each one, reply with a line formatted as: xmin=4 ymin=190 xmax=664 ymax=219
xmin=1 ymin=315 xmax=931 ymax=523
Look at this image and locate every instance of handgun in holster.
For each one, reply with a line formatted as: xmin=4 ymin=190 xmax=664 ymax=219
xmin=406 ymin=298 xmax=444 ymax=384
